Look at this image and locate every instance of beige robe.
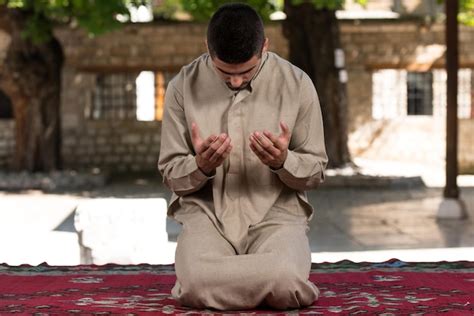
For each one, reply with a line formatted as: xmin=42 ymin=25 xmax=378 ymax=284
xmin=158 ymin=52 xmax=328 ymax=310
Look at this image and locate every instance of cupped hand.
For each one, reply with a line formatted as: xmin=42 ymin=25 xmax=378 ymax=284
xmin=192 ymin=122 xmax=232 ymax=175
xmin=249 ymin=121 xmax=291 ymax=170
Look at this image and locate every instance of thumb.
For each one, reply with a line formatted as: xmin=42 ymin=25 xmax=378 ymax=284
xmin=191 ymin=122 xmax=203 ymax=150
xmin=191 ymin=122 xmax=201 ymax=143
xmin=280 ymin=121 xmax=291 ymax=140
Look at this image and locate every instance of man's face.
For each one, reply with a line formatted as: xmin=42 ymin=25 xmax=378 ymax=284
xmin=211 ymin=55 xmax=262 ymax=91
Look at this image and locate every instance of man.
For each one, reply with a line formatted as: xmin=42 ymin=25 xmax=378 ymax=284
xmin=158 ymin=3 xmax=327 ymax=310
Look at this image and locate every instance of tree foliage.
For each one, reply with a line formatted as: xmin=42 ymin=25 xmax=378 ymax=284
xmin=0 ymin=0 xmax=148 ymax=42
xmin=290 ymin=0 xmax=358 ymax=10
xmin=155 ymin=0 xmax=472 ymax=26
xmin=154 ymin=0 xmax=278 ymax=21
xmin=2 ymin=0 xmax=471 ymax=42
xmin=154 ymin=0 xmax=369 ymax=21
xmin=185 ymin=0 xmax=278 ymax=20
xmin=459 ymin=0 xmax=474 ymax=25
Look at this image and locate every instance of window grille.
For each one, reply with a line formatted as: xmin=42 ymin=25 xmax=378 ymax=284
xmin=90 ymin=71 xmax=175 ymax=121
xmin=407 ymin=72 xmax=433 ymax=115
xmin=372 ymin=69 xmax=407 ymax=119
xmin=372 ymin=69 xmax=472 ymax=119
xmin=458 ymin=69 xmax=472 ymax=119
xmin=91 ymin=73 xmax=138 ymax=120
xmin=433 ymin=69 xmax=472 ymax=118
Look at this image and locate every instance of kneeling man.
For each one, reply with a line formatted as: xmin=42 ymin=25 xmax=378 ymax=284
xmin=158 ymin=3 xmax=328 ymax=311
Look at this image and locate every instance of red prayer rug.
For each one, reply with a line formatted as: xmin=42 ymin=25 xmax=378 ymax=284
xmin=0 ymin=259 xmax=473 ymax=315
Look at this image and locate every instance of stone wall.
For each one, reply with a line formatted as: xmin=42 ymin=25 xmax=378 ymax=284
xmin=0 ymin=120 xmax=14 ymax=169
xmin=0 ymin=19 xmax=473 ymax=172
xmin=54 ymin=22 xmax=287 ymax=172
xmin=62 ymin=120 xmax=161 ymax=173
xmin=341 ymin=20 xmax=474 ymax=131
xmin=60 ymin=68 xmax=162 ymax=172
xmin=339 ymin=20 xmax=474 ymax=171
xmin=55 ymin=21 xmax=288 ymax=72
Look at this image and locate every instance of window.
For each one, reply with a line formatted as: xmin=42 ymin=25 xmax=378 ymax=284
xmin=88 ymin=71 xmax=176 ymax=121
xmin=372 ymin=69 xmax=407 ymax=119
xmin=372 ymin=69 xmax=472 ymax=119
xmin=407 ymin=72 xmax=433 ymax=115
xmin=0 ymin=90 xmax=13 ymax=119
xmin=90 ymin=73 xmax=138 ymax=120
xmin=457 ymin=69 xmax=472 ymax=119
xmin=433 ymin=69 xmax=472 ymax=118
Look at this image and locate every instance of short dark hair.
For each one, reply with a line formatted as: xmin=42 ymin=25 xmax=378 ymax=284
xmin=207 ymin=3 xmax=265 ymax=64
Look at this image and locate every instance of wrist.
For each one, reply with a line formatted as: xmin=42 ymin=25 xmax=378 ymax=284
xmin=199 ymin=166 xmax=215 ymax=177
xmin=270 ymin=163 xmax=283 ymax=171
xmin=195 ymin=156 xmax=214 ymax=176
xmin=271 ymin=151 xmax=287 ymax=170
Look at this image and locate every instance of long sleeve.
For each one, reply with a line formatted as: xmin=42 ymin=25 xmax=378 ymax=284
xmin=158 ymin=80 xmax=214 ymax=196
xmin=272 ymin=75 xmax=328 ymax=191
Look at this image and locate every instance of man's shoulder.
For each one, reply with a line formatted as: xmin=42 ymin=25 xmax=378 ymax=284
xmin=169 ymin=54 xmax=209 ymax=88
xmin=181 ymin=53 xmax=209 ymax=73
xmin=266 ymin=52 xmax=310 ymax=83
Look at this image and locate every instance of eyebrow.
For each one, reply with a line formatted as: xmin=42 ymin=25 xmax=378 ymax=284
xmin=215 ymin=64 xmax=258 ymax=76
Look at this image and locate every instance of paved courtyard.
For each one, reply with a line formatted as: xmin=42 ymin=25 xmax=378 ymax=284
xmin=0 ymin=159 xmax=473 ymax=266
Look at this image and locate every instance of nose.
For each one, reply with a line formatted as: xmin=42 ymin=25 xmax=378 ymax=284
xmin=229 ymin=75 xmax=244 ymax=88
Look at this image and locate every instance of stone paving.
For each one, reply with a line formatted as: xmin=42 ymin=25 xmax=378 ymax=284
xmin=308 ymin=186 xmax=474 ymax=253
xmin=0 ymin=170 xmax=107 ymax=191
xmin=0 ymin=164 xmax=473 ymax=265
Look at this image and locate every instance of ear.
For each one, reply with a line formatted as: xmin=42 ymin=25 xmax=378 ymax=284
xmin=262 ymin=37 xmax=269 ymax=53
xmin=205 ymin=39 xmax=215 ymax=60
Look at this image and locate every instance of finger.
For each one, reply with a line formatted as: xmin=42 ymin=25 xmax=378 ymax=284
xmin=249 ymin=142 xmax=269 ymax=164
xmin=223 ymin=144 xmax=232 ymax=157
xmin=250 ymin=135 xmax=274 ymax=161
xmin=262 ymin=130 xmax=278 ymax=144
xmin=209 ymin=137 xmax=231 ymax=162
xmin=280 ymin=121 xmax=291 ymax=140
xmin=263 ymin=130 xmax=286 ymax=151
xmin=226 ymin=144 xmax=233 ymax=154
xmin=223 ymin=144 xmax=233 ymax=158
xmin=253 ymin=131 xmax=281 ymax=157
xmin=249 ymin=142 xmax=264 ymax=159
xmin=197 ymin=135 xmax=218 ymax=155
xmin=202 ymin=134 xmax=218 ymax=151
xmin=216 ymin=145 xmax=233 ymax=164
xmin=192 ymin=123 xmax=219 ymax=154
xmin=202 ymin=133 xmax=227 ymax=160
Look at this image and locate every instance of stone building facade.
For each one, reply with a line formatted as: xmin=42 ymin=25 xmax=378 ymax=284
xmin=0 ymin=18 xmax=473 ymax=173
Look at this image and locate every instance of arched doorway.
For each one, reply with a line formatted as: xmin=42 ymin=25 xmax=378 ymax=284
xmin=0 ymin=90 xmax=13 ymax=119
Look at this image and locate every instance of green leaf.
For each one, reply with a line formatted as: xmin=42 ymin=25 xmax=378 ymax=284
xmin=156 ymin=0 xmax=276 ymax=21
xmin=2 ymin=0 xmax=152 ymax=42
xmin=459 ymin=0 xmax=474 ymax=25
xmin=3 ymin=0 xmax=474 ymax=44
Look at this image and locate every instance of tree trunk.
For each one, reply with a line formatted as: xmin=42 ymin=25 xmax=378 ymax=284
xmin=283 ymin=1 xmax=351 ymax=168
xmin=0 ymin=6 xmax=63 ymax=172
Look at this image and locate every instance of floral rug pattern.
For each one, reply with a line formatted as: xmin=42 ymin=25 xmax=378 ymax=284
xmin=0 ymin=259 xmax=473 ymax=315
